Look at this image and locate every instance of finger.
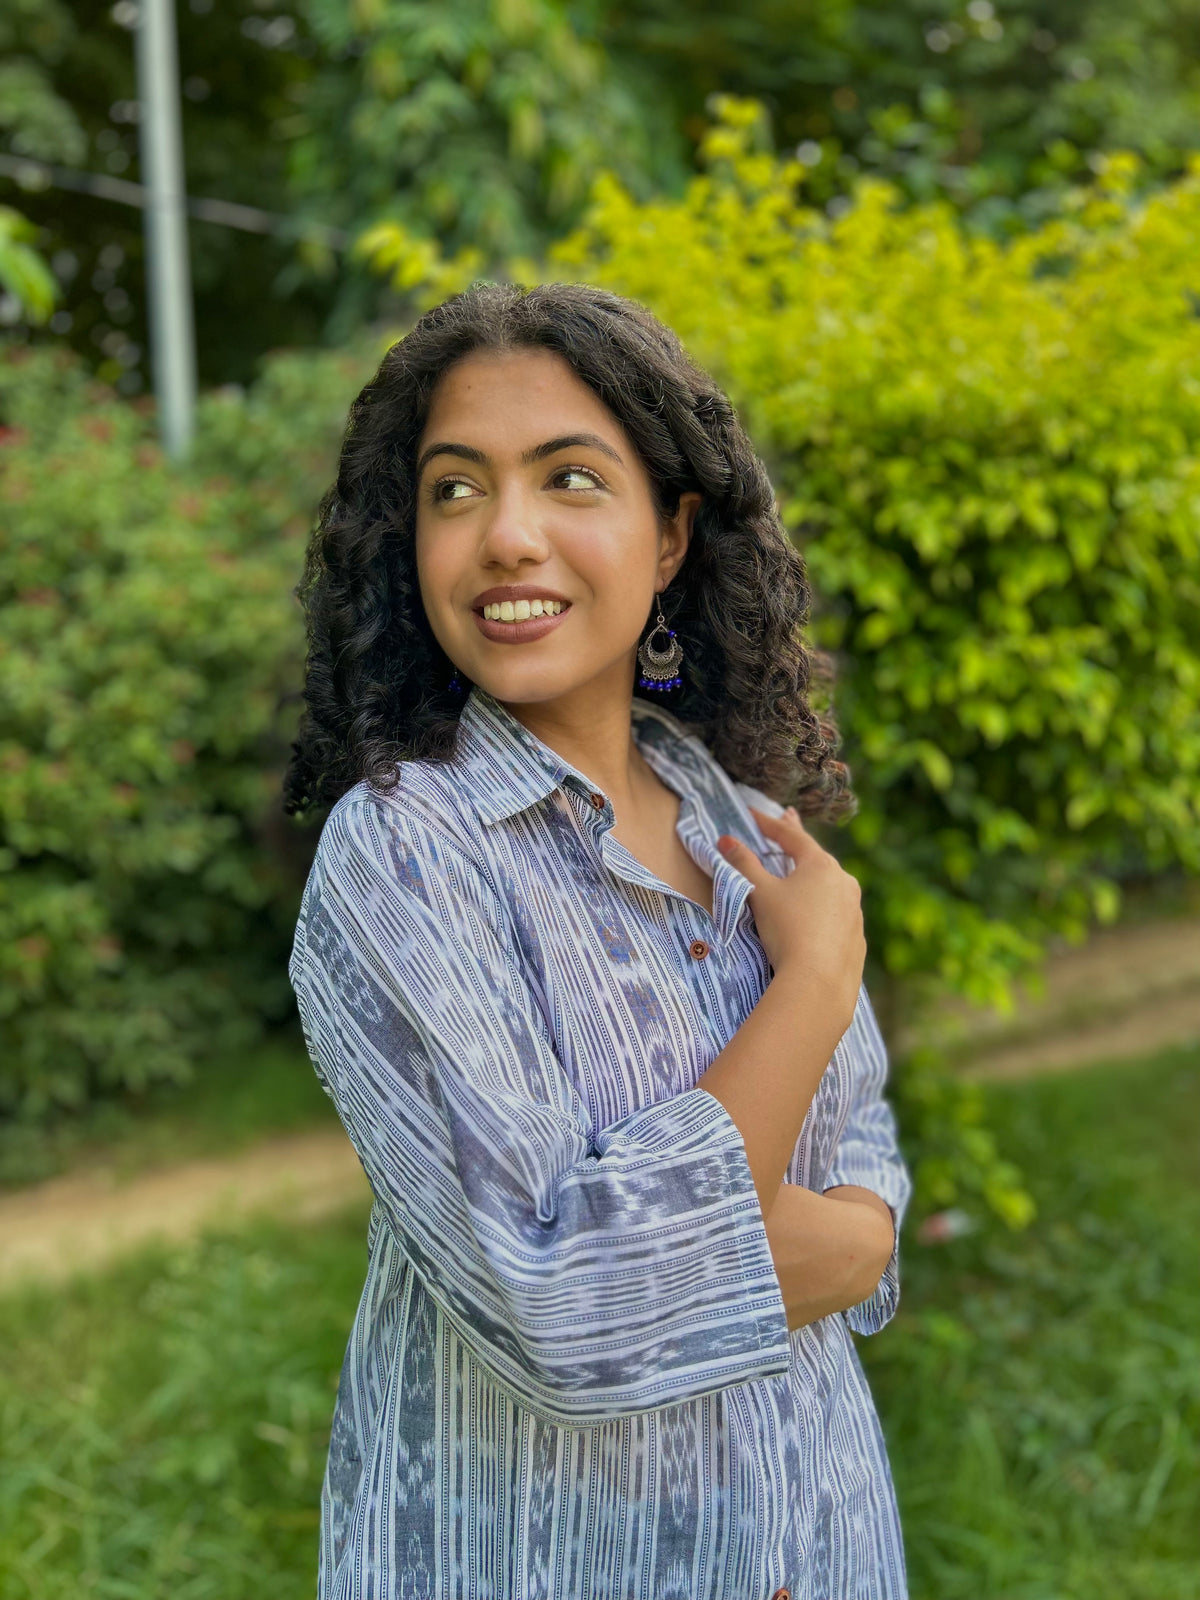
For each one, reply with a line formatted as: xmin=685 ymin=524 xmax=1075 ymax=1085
xmin=715 ymin=832 xmax=767 ymax=883
xmin=748 ymin=803 xmax=809 ymax=839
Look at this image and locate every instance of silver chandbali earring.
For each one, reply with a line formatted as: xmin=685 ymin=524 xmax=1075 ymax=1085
xmin=636 ymin=593 xmax=684 ymax=693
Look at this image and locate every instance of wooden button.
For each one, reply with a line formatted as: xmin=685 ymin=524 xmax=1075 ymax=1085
xmin=770 ymin=1590 xmax=792 ymax=1600
xmin=689 ymin=938 xmax=710 ymax=959
xmin=588 ymin=791 xmax=606 ymax=809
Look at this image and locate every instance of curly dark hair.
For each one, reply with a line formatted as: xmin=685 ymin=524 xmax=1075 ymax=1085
xmin=282 ymin=279 xmax=856 ymax=825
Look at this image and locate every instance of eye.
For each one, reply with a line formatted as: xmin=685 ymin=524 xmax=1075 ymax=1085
xmin=551 ymin=465 xmax=606 ymax=491
xmin=426 ymin=464 xmax=606 ymax=503
xmin=428 ymin=477 xmax=477 ymax=503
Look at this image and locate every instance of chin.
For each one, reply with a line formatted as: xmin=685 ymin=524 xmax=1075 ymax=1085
xmin=471 ymin=665 xmax=601 ymax=704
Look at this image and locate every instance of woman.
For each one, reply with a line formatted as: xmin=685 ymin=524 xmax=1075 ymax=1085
xmin=284 ymin=281 xmax=913 ymax=1600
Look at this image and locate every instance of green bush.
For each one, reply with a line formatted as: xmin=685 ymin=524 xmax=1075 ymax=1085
xmin=0 ymin=339 xmax=373 ymax=1119
xmin=539 ymin=97 xmax=1200 ymax=1221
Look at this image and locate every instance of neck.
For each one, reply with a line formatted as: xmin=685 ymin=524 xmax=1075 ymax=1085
xmin=492 ymin=673 xmax=659 ymax=816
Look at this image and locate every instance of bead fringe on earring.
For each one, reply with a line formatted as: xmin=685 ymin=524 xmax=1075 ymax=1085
xmin=637 ymin=595 xmax=684 ymax=692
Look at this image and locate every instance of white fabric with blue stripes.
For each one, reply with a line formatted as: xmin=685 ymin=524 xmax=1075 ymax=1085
xmin=289 ymin=682 xmax=912 ymax=1599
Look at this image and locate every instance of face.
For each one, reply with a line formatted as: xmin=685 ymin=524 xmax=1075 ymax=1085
xmin=413 ymin=346 xmax=700 ymax=711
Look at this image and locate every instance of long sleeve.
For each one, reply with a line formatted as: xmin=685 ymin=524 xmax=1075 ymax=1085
xmin=289 ymin=791 xmax=792 ymax=1426
xmin=821 ymin=985 xmax=913 ymax=1336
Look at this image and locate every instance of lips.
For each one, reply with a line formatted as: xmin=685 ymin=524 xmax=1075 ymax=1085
xmin=472 ymin=604 xmax=572 ymax=645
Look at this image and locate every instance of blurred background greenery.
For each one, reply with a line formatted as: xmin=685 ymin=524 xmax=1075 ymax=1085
xmin=1 ymin=2 xmax=1199 ymax=1594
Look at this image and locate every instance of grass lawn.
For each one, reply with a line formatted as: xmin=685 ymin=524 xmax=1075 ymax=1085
xmin=0 ymin=1040 xmax=1197 ymax=1598
xmin=863 ymin=1039 xmax=1200 ymax=1599
xmin=0 ymin=1205 xmax=369 ymax=1598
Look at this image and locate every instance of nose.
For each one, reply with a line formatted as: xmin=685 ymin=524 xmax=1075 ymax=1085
xmin=477 ymin=479 xmax=549 ymax=566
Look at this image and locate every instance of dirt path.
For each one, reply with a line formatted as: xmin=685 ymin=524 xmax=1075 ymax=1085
xmin=2 ymin=913 xmax=1197 ymax=1293
xmin=0 ymin=1129 xmax=369 ymax=1291
xmin=909 ymin=911 xmax=1200 ymax=1081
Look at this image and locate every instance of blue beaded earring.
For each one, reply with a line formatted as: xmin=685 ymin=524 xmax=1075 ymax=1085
xmin=636 ymin=593 xmax=684 ymax=693
xmin=447 ymin=671 xmax=465 ymax=696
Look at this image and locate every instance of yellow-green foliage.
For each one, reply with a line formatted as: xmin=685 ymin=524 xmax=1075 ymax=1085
xmin=545 ymin=97 xmax=1200 ymax=1223
xmin=0 ymin=207 xmax=59 ymax=325
xmin=546 ymin=97 xmax=1200 ymax=1004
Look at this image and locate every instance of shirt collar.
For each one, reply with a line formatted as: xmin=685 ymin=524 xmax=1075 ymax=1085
xmin=453 ymin=683 xmax=703 ymax=828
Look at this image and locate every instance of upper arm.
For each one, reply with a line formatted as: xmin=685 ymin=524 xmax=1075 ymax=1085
xmin=822 ymin=986 xmax=913 ymax=1335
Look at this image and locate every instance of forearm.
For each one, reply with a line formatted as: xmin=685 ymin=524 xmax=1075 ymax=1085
xmin=763 ymin=1182 xmax=895 ymax=1333
xmin=821 ymin=1184 xmax=896 ymax=1252
xmin=696 ymin=971 xmax=851 ymax=1218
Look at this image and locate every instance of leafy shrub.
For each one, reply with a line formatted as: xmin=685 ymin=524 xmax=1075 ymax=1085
xmin=540 ymin=97 xmax=1200 ymax=1221
xmin=0 ymin=338 xmax=373 ymax=1119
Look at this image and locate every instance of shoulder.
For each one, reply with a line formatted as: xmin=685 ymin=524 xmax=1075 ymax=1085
xmin=632 ymin=698 xmax=724 ymax=798
xmin=310 ymin=764 xmax=497 ymax=903
xmin=634 ymin=699 xmax=791 ymax=856
xmin=294 ymin=774 xmax=516 ymax=985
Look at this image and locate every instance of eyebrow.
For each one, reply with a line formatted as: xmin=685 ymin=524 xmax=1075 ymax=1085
xmin=415 ymin=431 xmax=625 ymax=480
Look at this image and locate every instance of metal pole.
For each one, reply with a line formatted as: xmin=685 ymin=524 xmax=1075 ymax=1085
xmin=134 ymin=0 xmax=195 ymax=460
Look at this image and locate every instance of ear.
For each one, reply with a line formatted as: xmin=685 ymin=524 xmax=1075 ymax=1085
xmin=657 ymin=491 xmax=702 ymax=586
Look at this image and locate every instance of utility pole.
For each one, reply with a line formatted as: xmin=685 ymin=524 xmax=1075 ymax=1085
xmin=134 ymin=0 xmax=195 ymax=460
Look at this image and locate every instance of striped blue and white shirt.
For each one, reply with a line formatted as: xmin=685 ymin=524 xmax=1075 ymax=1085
xmin=289 ymin=683 xmax=913 ymax=1600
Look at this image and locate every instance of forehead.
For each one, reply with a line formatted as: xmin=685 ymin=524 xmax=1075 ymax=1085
xmin=420 ymin=347 xmax=624 ymax=445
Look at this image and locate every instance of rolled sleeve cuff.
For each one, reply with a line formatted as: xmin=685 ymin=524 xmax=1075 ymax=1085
xmin=653 ymin=1086 xmax=793 ymax=1378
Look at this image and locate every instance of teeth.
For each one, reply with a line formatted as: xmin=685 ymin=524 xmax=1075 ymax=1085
xmin=483 ymin=599 xmax=564 ymax=621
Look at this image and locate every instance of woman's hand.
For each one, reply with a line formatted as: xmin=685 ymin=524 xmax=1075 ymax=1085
xmin=718 ymin=805 xmax=866 ymax=1041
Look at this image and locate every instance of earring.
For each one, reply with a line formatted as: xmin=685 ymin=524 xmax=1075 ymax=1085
xmin=637 ymin=594 xmax=684 ymax=692
xmin=447 ymin=671 xmax=465 ymax=696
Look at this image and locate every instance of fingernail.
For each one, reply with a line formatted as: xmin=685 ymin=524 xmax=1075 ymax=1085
xmin=717 ymin=836 xmax=735 ymax=855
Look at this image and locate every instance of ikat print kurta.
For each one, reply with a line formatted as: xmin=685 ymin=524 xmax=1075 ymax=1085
xmin=288 ymin=682 xmax=913 ymax=1600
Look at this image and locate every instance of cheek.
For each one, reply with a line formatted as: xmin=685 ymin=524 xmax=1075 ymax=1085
xmin=569 ymin=522 xmax=657 ymax=599
xmin=413 ymin=527 xmax=456 ymax=606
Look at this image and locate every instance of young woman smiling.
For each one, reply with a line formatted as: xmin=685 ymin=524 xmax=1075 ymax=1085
xmin=284 ymin=281 xmax=912 ymax=1600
